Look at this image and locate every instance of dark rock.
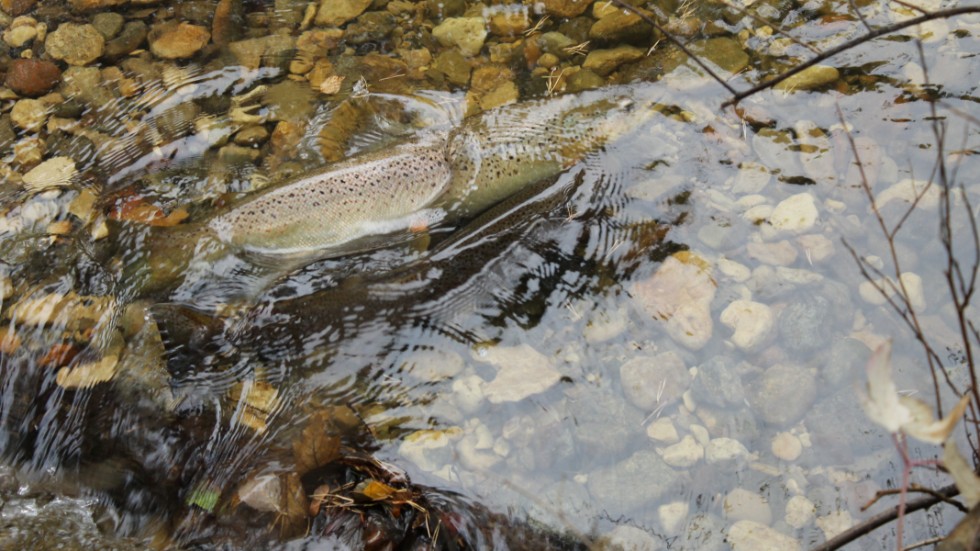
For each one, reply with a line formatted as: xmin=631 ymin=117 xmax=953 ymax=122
xmin=5 ymin=58 xmax=61 ymax=97
xmin=104 ymin=21 xmax=147 ymax=59
xmin=746 ymin=363 xmax=816 ymax=427
xmin=91 ymin=12 xmax=124 ymax=39
xmin=692 ymin=355 xmax=745 ymax=408
xmin=0 ymin=0 xmax=37 ymax=16
xmin=345 ymin=11 xmax=396 ymax=45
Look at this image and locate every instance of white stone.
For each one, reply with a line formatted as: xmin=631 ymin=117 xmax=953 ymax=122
xmin=474 ymin=343 xmax=562 ymax=403
xmin=816 ymin=510 xmax=854 ymax=540
xmin=452 ymin=374 xmax=486 ymax=413
xmin=719 ymin=299 xmax=774 ymax=351
xmin=646 ymin=417 xmax=679 ymax=444
xmin=770 ymin=193 xmax=818 ymax=233
xmin=771 ymin=432 xmax=803 ymax=461
xmin=732 ymin=161 xmax=771 ymax=194
xmin=717 ymin=258 xmax=751 ymax=282
xmin=22 ymin=157 xmax=77 ymax=192
xmin=876 ymin=178 xmax=941 ymax=210
xmin=584 ymin=305 xmax=629 ymax=343
xmin=736 ymin=194 xmax=768 ymax=208
xmin=775 ymin=266 xmax=823 ymax=285
xmin=10 ymin=98 xmax=49 ymax=132
xmin=858 ymin=272 xmax=925 ymax=310
xmin=784 ymin=495 xmax=815 ymax=529
xmin=742 ymin=204 xmax=772 ymax=224
xmin=661 ymin=435 xmax=703 ymax=468
xmin=797 ymin=233 xmax=835 ymax=263
xmin=689 ymin=424 xmax=709 ymax=445
xmin=658 ymin=501 xmax=690 ymax=536
xmin=398 ymin=428 xmax=462 ymax=472
xmin=724 ymin=488 xmax=772 ymax=525
xmin=599 ymin=525 xmax=661 ymax=551
xmin=705 ymin=437 xmax=751 ymax=463
xmin=746 ymin=240 xmax=798 ymax=266
xmin=900 ymin=272 xmax=925 ymax=311
xmin=727 ymin=521 xmax=801 ymax=551
xmin=632 ymin=253 xmax=716 ymax=350
xmin=401 ymin=348 xmax=465 ymax=381
xmin=457 ymin=420 xmax=502 ymax=471
xmin=432 ymin=17 xmax=487 ymax=57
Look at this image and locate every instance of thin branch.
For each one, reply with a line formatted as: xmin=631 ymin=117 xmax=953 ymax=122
xmin=722 ymin=0 xmax=821 ymax=54
xmin=809 ymin=484 xmax=960 ymax=551
xmin=722 ymin=7 xmax=980 ymax=107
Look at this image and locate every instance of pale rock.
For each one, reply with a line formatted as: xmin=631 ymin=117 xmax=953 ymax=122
xmin=784 ymin=495 xmax=815 ymax=529
xmin=770 ymin=192 xmax=818 ymax=233
xmin=457 ymin=420 xmax=501 ymax=471
xmin=816 ymin=510 xmax=854 ymax=540
xmin=45 ymin=22 xmax=104 ymax=65
xmin=599 ymin=525 xmax=661 ymax=551
xmin=773 ymin=65 xmax=839 ymax=92
xmin=3 ymin=17 xmax=38 ymax=47
xmin=399 ymin=427 xmax=462 ymax=472
xmin=775 ymin=266 xmax=823 ymax=285
xmin=646 ymin=417 xmax=679 ymax=444
xmin=401 ymin=348 xmax=464 ymax=381
xmin=10 ymin=98 xmax=48 ymax=132
xmin=432 ymin=17 xmax=487 ymax=58
xmin=876 ymin=178 xmax=941 ymax=210
xmin=452 ymin=374 xmax=485 ymax=413
xmin=705 ymin=438 xmax=751 ymax=463
xmin=719 ymin=299 xmax=773 ymax=350
xmin=858 ymin=272 xmax=925 ymax=310
xmin=797 ymin=233 xmax=835 ymax=263
xmin=474 ymin=343 xmax=561 ymax=403
xmin=315 ymin=0 xmax=371 ymax=26
xmin=742 ymin=204 xmax=772 ymax=224
xmin=723 ymin=488 xmax=772 ymax=525
xmin=22 ymin=156 xmax=76 ymax=192
xmin=632 ymin=252 xmax=716 ymax=350
xmin=727 ymin=520 xmax=800 ymax=551
xmin=746 ymin=239 xmax=798 ymax=266
xmin=795 ymin=120 xmax=836 ymax=184
xmin=688 ymin=424 xmax=709 ymax=445
xmin=620 ymin=350 xmax=689 ymax=411
xmin=732 ymin=161 xmax=771 ymax=194
xmin=843 ymin=136 xmax=882 ymax=191
xmin=900 ymin=272 xmax=925 ymax=311
xmin=717 ymin=258 xmax=751 ymax=282
xmin=771 ymin=432 xmax=802 ymax=461
xmin=736 ymin=194 xmax=767 ymax=208
xmin=148 ymin=21 xmax=210 ymax=59
xmin=658 ymin=501 xmax=690 ymax=536
xmin=661 ymin=434 xmax=703 ymax=468
xmin=584 ymin=305 xmax=629 ymax=343
xmin=858 ymin=280 xmax=887 ymax=305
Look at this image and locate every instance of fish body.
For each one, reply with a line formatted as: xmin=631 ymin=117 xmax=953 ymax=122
xmin=209 ymin=133 xmax=451 ymax=256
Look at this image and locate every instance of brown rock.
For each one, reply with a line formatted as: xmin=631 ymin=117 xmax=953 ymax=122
xmin=148 ymin=21 xmax=210 ymax=59
xmin=5 ymin=58 xmax=61 ymax=97
xmin=541 ymin=0 xmax=592 ymax=18
xmin=0 ymin=0 xmax=37 ymax=16
xmin=212 ymin=0 xmax=244 ymax=46
xmin=45 ymin=23 xmax=105 ymax=66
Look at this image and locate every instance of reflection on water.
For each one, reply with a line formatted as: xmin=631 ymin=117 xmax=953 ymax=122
xmin=0 ymin=0 xmax=978 ymax=549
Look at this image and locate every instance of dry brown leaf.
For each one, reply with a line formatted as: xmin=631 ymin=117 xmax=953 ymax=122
xmin=355 ymin=479 xmax=398 ymax=501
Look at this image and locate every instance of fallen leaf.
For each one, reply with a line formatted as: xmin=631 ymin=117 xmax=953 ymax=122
xmin=187 ymin=483 xmax=220 ymax=512
xmin=0 ymin=327 xmax=21 ymax=354
xmin=355 ymin=479 xmax=398 ymax=501
xmin=319 ymin=75 xmax=345 ymax=95
xmin=293 ymin=410 xmax=342 ymax=474
xmin=902 ymin=393 xmax=970 ymax=445
xmin=944 ymin=440 xmax=980 ymax=508
xmin=857 ymin=340 xmax=911 ymax=434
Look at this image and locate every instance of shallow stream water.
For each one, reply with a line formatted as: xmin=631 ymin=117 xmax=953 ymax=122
xmin=0 ymin=0 xmax=978 ymax=549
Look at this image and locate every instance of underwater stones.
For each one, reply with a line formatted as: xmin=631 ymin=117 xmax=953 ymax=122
xmin=778 ymin=295 xmax=831 ymax=353
xmin=91 ymin=12 xmax=124 ymax=39
xmin=315 ymin=0 xmax=371 ymax=26
xmin=583 ymin=45 xmax=644 ymax=76
xmin=770 ymin=192 xmax=818 ymax=233
xmin=727 ymin=521 xmax=799 ymax=551
xmin=784 ymin=495 xmax=815 ymax=529
xmin=632 ymin=252 xmax=716 ymax=350
xmin=770 ymin=431 xmax=802 ymax=461
xmin=487 ymin=6 xmax=529 ymax=36
xmin=661 ymin=434 xmax=703 ymax=468
xmin=432 ymin=49 xmax=470 ymax=86
xmin=5 ymin=59 xmax=61 ymax=97
xmin=724 ymin=488 xmax=771 ymax=525
xmin=692 ymin=37 xmax=749 ymax=74
xmin=2 ymin=16 xmax=41 ymax=48
xmin=398 ymin=427 xmax=462 ymax=474
xmin=719 ymin=300 xmax=773 ymax=351
xmin=587 ymin=450 xmax=678 ymax=516
xmin=10 ymin=98 xmax=48 ymax=132
xmin=705 ymin=438 xmax=751 ymax=463
xmin=473 ymin=343 xmax=561 ymax=404
xmin=747 ymin=364 xmax=815 ymax=427
xmin=432 ymin=17 xmax=487 ymax=58
xmin=45 ymin=22 xmax=104 ymax=65
xmin=692 ymin=355 xmax=745 ymax=408
xmin=822 ymin=337 xmax=871 ymax=388
xmin=619 ymin=351 xmax=689 ymax=412
xmin=541 ymin=0 xmax=593 ymax=18
xmin=401 ymin=348 xmax=464 ymax=381
xmin=565 ymin=68 xmax=605 ymax=92
xmin=104 ymin=20 xmax=147 ymax=58
xmin=646 ymin=417 xmax=679 ymax=443
xmin=774 ymin=65 xmax=839 ymax=92
xmin=22 ymin=156 xmax=76 ymax=192
xmin=598 ymin=525 xmax=661 ymax=551
xmin=0 ymin=0 xmax=36 ymax=16
xmin=148 ymin=21 xmax=210 ymax=59
xmin=589 ymin=8 xmax=648 ymax=44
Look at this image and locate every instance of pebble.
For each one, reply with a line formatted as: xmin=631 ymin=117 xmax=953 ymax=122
xmin=315 ymin=0 xmax=371 ymax=26
xmin=22 ymin=156 xmax=76 ymax=192
xmin=774 ymin=65 xmax=839 ymax=92
xmin=13 ymin=135 xmax=44 ymax=168
xmin=796 ymin=233 xmax=835 ymax=263
xmin=723 ymin=488 xmax=772 ymax=525
xmin=0 ymin=0 xmax=36 ymax=16
xmin=784 ymin=495 xmax=815 ymax=529
xmin=705 ymin=438 xmax=751 ymax=463
xmin=693 ymin=37 xmax=749 ymax=74
xmin=726 ymin=520 xmax=800 ymax=551
xmin=432 ymin=49 xmax=471 ymax=86
xmin=541 ymin=0 xmax=592 ymax=18
xmin=779 ymin=295 xmax=831 ymax=353
xmin=451 ymin=374 xmax=485 ymax=413
xmin=487 ymin=5 xmax=529 ymax=36
xmin=10 ymin=98 xmax=48 ymax=132
xmin=632 ymin=252 xmax=716 ymax=350
xmin=732 ymin=161 xmax=771 ymax=194
xmin=747 ymin=364 xmax=816 ymax=427
xmin=45 ymin=22 xmax=104 ymax=66
xmin=91 ymin=12 xmax=124 ymax=39
xmin=457 ymin=420 xmax=502 ymax=471
xmin=717 ymin=258 xmax=751 ymax=282
xmin=5 ymin=58 xmax=61 ymax=97
xmin=619 ymin=350 xmax=689 ymax=411
xmin=589 ymin=9 xmax=648 ymax=44
xmin=770 ymin=192 xmax=818 ymax=233
xmin=598 ymin=525 xmax=662 ymax=551
xmin=661 ymin=434 xmax=703 ymax=468
xmin=587 ymin=450 xmax=680 ymax=517
xmin=583 ymin=46 xmax=645 ymax=77
xmin=474 ymin=343 xmax=562 ymax=404
xmin=746 ymin=240 xmax=798 ymax=266
xmin=646 ymin=417 xmax=679 ymax=444
xmin=2 ymin=16 xmax=40 ymax=47
xmin=400 ymin=348 xmax=464 ymax=381
xmin=398 ymin=427 xmax=462 ymax=473
xmin=771 ymin=432 xmax=803 ymax=461
xmin=583 ymin=305 xmax=629 ymax=343
xmin=719 ymin=299 xmax=773 ymax=351
xmin=816 ymin=510 xmax=854 ymax=540
xmin=658 ymin=501 xmax=690 ymax=536
xmin=692 ymin=355 xmax=745 ymax=408
xmin=149 ymin=21 xmax=210 ymax=59
xmin=104 ymin=20 xmax=147 ymax=58
xmin=432 ymin=17 xmax=487 ymax=58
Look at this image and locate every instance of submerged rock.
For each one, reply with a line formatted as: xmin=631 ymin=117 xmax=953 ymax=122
xmin=583 ymin=45 xmax=645 ymax=76
xmin=587 ymin=450 xmax=681 ymax=516
xmin=432 ymin=17 xmax=487 ymax=58
xmin=148 ymin=21 xmax=210 ymax=59
xmin=726 ymin=520 xmax=800 ymax=551
xmin=632 ymin=252 xmax=716 ymax=350
xmin=746 ymin=363 xmax=816 ymax=427
xmin=5 ymin=58 xmax=61 ymax=97
xmin=315 ymin=0 xmax=371 ymax=26
xmin=474 ymin=343 xmax=562 ymax=403
xmin=619 ymin=350 xmax=689 ymax=412
xmin=45 ymin=22 xmax=105 ymax=65
xmin=774 ymin=65 xmax=839 ymax=92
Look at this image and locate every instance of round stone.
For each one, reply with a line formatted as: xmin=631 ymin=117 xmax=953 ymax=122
xmin=148 ymin=21 xmax=210 ymax=59
xmin=45 ymin=23 xmax=105 ymax=65
xmin=771 ymin=432 xmax=802 ymax=461
xmin=5 ymin=58 xmax=61 ymax=97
